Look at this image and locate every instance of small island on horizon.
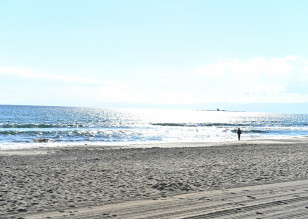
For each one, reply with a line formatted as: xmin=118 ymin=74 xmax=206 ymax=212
xmin=198 ymin=108 xmax=245 ymax=112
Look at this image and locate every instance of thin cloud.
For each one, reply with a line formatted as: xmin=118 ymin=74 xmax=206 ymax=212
xmin=197 ymin=56 xmax=307 ymax=78
xmin=2 ymin=56 xmax=308 ymax=106
xmin=0 ymin=66 xmax=116 ymax=85
xmin=194 ymin=56 xmax=308 ymax=103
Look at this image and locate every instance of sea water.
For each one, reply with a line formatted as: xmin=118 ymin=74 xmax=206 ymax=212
xmin=1 ymin=105 xmax=308 ymax=150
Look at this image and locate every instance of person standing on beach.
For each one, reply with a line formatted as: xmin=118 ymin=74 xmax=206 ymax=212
xmin=237 ymin=128 xmax=242 ymax=140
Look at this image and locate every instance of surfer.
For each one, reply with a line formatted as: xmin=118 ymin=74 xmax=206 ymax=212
xmin=237 ymin=128 xmax=241 ymax=140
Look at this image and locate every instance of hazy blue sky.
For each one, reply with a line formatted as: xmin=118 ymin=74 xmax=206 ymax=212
xmin=1 ymin=0 xmax=308 ymax=111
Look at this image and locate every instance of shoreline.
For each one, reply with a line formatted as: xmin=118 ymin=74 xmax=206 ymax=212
xmin=0 ymin=135 xmax=306 ymax=152
xmin=1 ymin=137 xmax=308 ymax=218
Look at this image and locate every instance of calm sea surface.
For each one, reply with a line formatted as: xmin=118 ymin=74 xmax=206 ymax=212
xmin=1 ymin=105 xmax=308 ymax=149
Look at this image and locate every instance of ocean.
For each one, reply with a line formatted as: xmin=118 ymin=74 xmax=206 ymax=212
xmin=1 ymin=105 xmax=308 ymax=150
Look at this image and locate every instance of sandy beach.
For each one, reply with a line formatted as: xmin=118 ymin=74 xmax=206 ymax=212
xmin=1 ymin=137 xmax=308 ymax=218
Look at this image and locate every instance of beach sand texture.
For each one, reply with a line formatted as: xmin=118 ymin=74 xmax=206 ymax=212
xmin=1 ymin=138 xmax=308 ymax=218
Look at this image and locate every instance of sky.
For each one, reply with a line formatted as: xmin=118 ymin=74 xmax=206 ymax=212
xmin=1 ymin=0 xmax=308 ymax=112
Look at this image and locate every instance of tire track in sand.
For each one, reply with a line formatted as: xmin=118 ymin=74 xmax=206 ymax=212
xmin=25 ymin=179 xmax=308 ymax=219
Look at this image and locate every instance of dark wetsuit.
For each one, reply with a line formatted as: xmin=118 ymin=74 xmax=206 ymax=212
xmin=237 ymin=128 xmax=241 ymax=140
